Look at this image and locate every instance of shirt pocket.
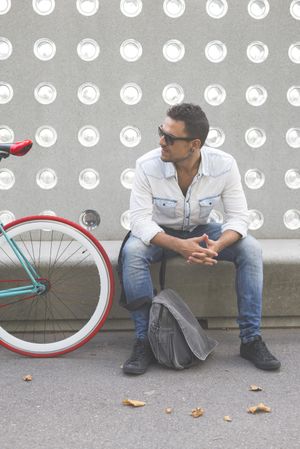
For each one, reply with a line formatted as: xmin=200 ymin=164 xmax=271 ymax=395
xmin=198 ymin=195 xmax=220 ymax=221
xmin=153 ymin=197 xmax=177 ymax=219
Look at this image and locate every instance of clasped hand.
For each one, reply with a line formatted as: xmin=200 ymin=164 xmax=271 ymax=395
xmin=177 ymin=234 xmax=219 ymax=266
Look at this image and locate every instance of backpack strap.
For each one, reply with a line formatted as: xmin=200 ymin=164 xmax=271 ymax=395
xmin=117 ymin=230 xmax=132 ymax=309
xmin=159 ymin=250 xmax=167 ymax=292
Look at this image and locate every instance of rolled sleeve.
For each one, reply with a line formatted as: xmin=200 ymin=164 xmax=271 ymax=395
xmin=130 ymin=161 xmax=165 ymax=245
xmin=221 ymin=159 xmax=250 ymax=239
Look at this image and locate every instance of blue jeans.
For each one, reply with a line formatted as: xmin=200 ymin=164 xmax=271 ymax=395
xmin=121 ymin=223 xmax=263 ymax=343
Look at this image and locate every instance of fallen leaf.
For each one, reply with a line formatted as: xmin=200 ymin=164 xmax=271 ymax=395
xmin=224 ymin=416 xmax=232 ymax=422
xmin=122 ymin=399 xmax=145 ymax=407
xmin=165 ymin=408 xmax=172 ymax=414
xmin=23 ymin=375 xmax=32 ymax=382
xmin=247 ymin=403 xmax=271 ymax=414
xmin=249 ymin=385 xmax=263 ymax=392
xmin=144 ymin=390 xmax=155 ymax=396
xmin=191 ymin=407 xmax=204 ymax=418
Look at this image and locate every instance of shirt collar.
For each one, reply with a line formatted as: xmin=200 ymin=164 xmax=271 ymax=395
xmin=200 ymin=146 xmax=209 ymax=176
xmin=164 ymin=162 xmax=176 ymax=178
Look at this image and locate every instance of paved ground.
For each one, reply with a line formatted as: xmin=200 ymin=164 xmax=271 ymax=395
xmin=0 ymin=329 xmax=299 ymax=449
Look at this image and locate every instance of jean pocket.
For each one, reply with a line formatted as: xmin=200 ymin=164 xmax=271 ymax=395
xmin=153 ymin=197 xmax=177 ymax=219
xmin=198 ymin=195 xmax=220 ymax=221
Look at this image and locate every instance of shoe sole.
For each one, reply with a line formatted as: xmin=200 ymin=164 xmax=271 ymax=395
xmin=123 ymin=366 xmax=147 ymax=375
xmin=240 ymin=354 xmax=281 ymax=371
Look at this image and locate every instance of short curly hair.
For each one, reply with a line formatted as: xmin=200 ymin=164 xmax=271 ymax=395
xmin=167 ymin=103 xmax=209 ymax=147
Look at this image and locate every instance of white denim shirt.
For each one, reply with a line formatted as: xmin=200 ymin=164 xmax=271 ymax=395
xmin=130 ymin=146 xmax=250 ymax=245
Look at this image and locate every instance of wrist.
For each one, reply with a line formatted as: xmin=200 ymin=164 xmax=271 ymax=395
xmin=214 ymin=240 xmax=223 ymax=253
xmin=173 ymin=237 xmax=184 ymax=253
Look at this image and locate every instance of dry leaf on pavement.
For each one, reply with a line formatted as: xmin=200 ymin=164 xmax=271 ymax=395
xmin=247 ymin=403 xmax=271 ymax=414
xmin=144 ymin=390 xmax=155 ymax=396
xmin=249 ymin=385 xmax=263 ymax=392
xmin=23 ymin=375 xmax=33 ymax=382
xmin=191 ymin=408 xmax=204 ymax=418
xmin=224 ymin=416 xmax=232 ymax=422
xmin=122 ymin=399 xmax=146 ymax=407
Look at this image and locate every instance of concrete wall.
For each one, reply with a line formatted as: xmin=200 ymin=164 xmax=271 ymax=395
xmin=0 ymin=1 xmax=299 ymax=240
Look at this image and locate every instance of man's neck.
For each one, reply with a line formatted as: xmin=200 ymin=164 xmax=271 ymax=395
xmin=175 ymin=153 xmax=201 ymax=176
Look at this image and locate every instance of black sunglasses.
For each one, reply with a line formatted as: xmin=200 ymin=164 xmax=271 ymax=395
xmin=158 ymin=125 xmax=197 ymax=146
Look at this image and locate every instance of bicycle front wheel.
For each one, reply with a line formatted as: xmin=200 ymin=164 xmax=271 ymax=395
xmin=0 ymin=216 xmax=114 ymax=357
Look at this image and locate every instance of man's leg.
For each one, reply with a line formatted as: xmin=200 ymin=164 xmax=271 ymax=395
xmin=121 ymin=234 xmax=165 ymax=374
xmin=191 ymin=223 xmax=280 ymax=370
xmin=121 ymin=230 xmax=193 ymax=340
xmin=122 ymin=234 xmax=165 ymax=336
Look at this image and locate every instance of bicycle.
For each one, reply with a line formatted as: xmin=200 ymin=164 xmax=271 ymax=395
xmin=0 ymin=140 xmax=114 ymax=357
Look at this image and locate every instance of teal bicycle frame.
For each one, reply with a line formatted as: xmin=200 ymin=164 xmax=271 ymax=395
xmin=0 ymin=222 xmax=46 ymax=300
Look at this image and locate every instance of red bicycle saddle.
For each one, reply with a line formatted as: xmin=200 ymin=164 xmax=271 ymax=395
xmin=0 ymin=140 xmax=33 ymax=157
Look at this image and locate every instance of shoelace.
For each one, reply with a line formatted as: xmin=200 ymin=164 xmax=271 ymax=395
xmin=131 ymin=341 xmax=147 ymax=362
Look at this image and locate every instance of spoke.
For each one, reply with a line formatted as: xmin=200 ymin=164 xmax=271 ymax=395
xmin=0 ymin=295 xmax=22 ymax=324
xmin=46 ymin=291 xmax=81 ymax=333
xmin=47 ymin=293 xmax=76 ymax=336
xmin=50 ymin=244 xmax=83 ymax=275
xmin=29 ymin=231 xmax=38 ymax=271
xmin=0 ymin=279 xmax=30 ymax=283
xmin=47 ymin=295 xmax=66 ymax=341
xmin=0 ymin=293 xmax=38 ymax=309
xmin=32 ymin=288 xmax=40 ymax=343
xmin=47 ymin=230 xmax=54 ymax=278
xmin=0 ymin=246 xmax=19 ymax=268
xmin=53 ymin=272 xmax=100 ymax=292
xmin=0 ymin=258 xmax=13 ymax=270
xmin=19 ymin=236 xmax=39 ymax=273
xmin=44 ymin=292 xmax=48 ymax=343
xmin=45 ymin=294 xmax=59 ymax=341
xmin=8 ymin=317 xmax=24 ymax=335
xmin=50 ymin=253 xmax=94 ymax=287
xmin=22 ymin=295 xmax=40 ymax=339
xmin=38 ymin=230 xmax=42 ymax=272
xmin=47 ymin=240 xmax=75 ymax=278
xmin=51 ymin=288 xmax=96 ymax=315
xmin=50 ymin=232 xmax=65 ymax=270
xmin=50 ymin=289 xmax=84 ymax=323
xmin=47 ymin=295 xmax=75 ymax=333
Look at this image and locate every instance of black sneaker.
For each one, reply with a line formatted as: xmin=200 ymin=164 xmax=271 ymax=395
xmin=123 ymin=338 xmax=155 ymax=375
xmin=240 ymin=336 xmax=281 ymax=370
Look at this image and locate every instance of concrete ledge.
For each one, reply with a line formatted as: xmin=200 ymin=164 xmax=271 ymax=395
xmin=102 ymin=317 xmax=300 ymax=332
xmin=101 ymin=239 xmax=300 ymax=329
xmin=1 ymin=239 xmax=300 ymax=330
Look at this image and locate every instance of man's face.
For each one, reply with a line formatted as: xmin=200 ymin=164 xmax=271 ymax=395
xmin=159 ymin=117 xmax=199 ymax=163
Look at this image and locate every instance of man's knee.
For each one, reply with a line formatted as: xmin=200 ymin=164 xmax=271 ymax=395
xmin=122 ymin=236 xmax=152 ymax=264
xmin=237 ymin=235 xmax=262 ymax=261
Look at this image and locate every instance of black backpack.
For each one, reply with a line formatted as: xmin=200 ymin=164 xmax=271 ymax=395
xmin=148 ymin=287 xmax=218 ymax=370
xmin=148 ymin=252 xmax=218 ymax=370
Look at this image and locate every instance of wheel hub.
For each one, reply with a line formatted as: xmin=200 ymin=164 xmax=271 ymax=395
xmin=37 ymin=278 xmax=51 ymax=295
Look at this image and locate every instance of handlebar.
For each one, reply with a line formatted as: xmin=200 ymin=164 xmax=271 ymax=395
xmin=0 ymin=140 xmax=33 ymax=160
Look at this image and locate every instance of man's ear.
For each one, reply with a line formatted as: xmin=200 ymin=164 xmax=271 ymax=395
xmin=192 ymin=139 xmax=201 ymax=150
